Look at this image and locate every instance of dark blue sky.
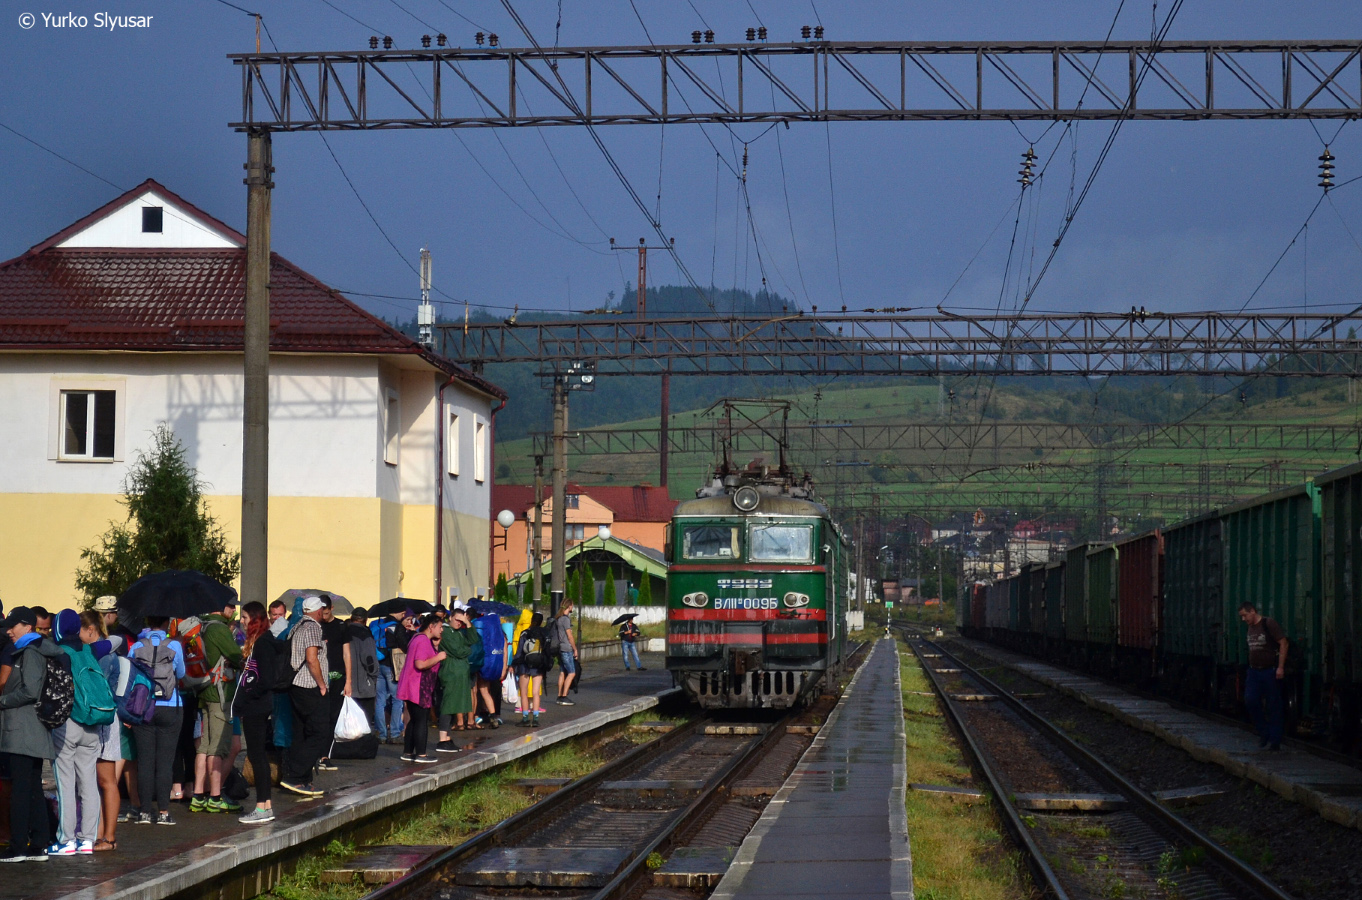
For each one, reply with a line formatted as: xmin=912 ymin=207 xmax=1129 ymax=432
xmin=3 ymin=2 xmax=1361 ymax=324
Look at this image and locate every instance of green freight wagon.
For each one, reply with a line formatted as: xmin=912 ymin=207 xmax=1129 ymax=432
xmin=1044 ymin=560 xmax=1065 ymax=643
xmin=1316 ymin=462 xmax=1362 ymax=741
xmin=1008 ymin=573 xmax=1021 ymax=632
xmin=1085 ymin=543 xmax=1118 ymax=674
xmin=1221 ymin=481 xmax=1322 ymax=719
xmin=1064 ymin=544 xmax=1089 ymax=646
xmin=1159 ymin=511 xmax=1223 ymax=707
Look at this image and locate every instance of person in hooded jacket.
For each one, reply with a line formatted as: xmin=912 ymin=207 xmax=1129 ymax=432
xmin=0 ymin=606 xmax=63 ymax=862
xmin=49 ymin=609 xmax=102 ymax=855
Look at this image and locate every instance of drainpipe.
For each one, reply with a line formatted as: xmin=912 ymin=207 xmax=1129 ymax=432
xmin=487 ymin=395 xmax=508 ymax=594
xmin=435 ymin=375 xmax=457 ymax=606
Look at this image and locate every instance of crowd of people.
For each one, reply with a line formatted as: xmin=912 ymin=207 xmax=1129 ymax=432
xmin=0 ymin=593 xmax=595 ymax=863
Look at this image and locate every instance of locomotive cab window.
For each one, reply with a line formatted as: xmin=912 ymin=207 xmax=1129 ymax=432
xmin=748 ymin=524 xmax=814 ymax=563
xmin=682 ymin=525 xmax=740 ymax=560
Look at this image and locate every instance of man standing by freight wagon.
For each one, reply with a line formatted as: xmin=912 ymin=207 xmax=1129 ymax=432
xmin=1237 ymin=602 xmax=1289 ymax=751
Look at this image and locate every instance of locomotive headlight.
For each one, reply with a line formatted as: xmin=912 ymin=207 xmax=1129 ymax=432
xmin=783 ymin=592 xmax=810 ymax=608
xmin=682 ymin=591 xmax=710 ymax=608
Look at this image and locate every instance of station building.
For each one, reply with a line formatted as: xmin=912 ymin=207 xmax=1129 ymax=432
xmin=0 ymin=179 xmax=505 ymax=608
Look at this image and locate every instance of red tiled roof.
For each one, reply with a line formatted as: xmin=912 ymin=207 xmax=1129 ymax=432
xmin=0 ymin=180 xmax=505 ymax=400
xmin=493 ymin=483 xmax=677 ymax=523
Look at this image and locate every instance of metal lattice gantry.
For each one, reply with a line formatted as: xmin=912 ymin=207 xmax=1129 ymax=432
xmin=529 ymin=420 xmax=1362 ymax=457
xmin=232 ymin=40 xmax=1362 ymax=130
xmin=444 ymin=312 xmax=1362 ymax=377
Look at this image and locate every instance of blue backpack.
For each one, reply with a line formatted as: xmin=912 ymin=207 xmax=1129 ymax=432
xmin=100 ymin=653 xmax=156 ymax=725
xmin=474 ymin=614 xmax=506 ymax=681
xmin=370 ymin=619 xmax=393 ymax=665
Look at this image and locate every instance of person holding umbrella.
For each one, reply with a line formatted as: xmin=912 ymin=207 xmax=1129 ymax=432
xmin=127 ymin=617 xmax=187 ymax=825
xmin=615 ymin=613 xmax=644 ymax=671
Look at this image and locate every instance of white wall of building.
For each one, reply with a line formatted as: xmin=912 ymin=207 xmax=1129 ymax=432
xmin=56 ymin=190 xmax=240 ymax=250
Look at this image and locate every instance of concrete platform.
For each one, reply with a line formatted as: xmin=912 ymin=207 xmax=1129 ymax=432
xmin=12 ymin=652 xmax=674 ymax=900
xmin=709 ymin=639 xmax=913 ymax=900
xmin=959 ymin=638 xmax=1362 ymax=831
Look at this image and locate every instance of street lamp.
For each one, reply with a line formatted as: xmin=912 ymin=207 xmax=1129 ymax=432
xmin=597 ymin=525 xmax=611 ymax=542
xmin=492 ymin=508 xmax=515 ymax=549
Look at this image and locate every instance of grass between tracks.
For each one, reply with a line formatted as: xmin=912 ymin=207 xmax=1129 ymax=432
xmin=266 ymin=742 xmax=609 ymax=900
xmin=898 ymin=639 xmax=1034 ymax=900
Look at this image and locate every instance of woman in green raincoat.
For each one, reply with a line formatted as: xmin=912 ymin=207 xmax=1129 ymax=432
xmin=436 ymin=608 xmax=481 ymax=749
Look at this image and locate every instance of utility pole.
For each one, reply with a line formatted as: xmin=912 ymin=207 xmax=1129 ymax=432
xmin=532 ymin=454 xmax=544 ymax=608
xmin=551 ymin=378 xmax=568 ymax=617
xmin=240 ymin=131 xmax=272 ymax=607
xmin=612 ymin=236 xmax=674 ymax=489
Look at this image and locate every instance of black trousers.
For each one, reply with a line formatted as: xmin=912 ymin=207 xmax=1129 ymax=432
xmin=171 ymin=693 xmax=198 ymax=785
xmin=133 ymin=706 xmax=184 ymax=815
xmin=7 ymin=753 xmax=48 ymax=855
xmin=240 ymin=713 xmax=272 ymax=805
xmin=403 ymin=702 xmax=430 ymax=757
xmin=286 ymin=686 xmax=330 ymax=782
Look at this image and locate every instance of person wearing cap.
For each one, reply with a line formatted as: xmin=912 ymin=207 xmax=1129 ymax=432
xmin=191 ymin=600 xmax=243 ymax=814
xmin=0 ymin=606 xmax=63 ymax=862
xmin=94 ymin=596 xmax=136 ymax=643
xmin=0 ymin=600 xmax=13 ymax=692
xmin=435 ymin=606 xmax=477 ymax=748
xmin=280 ymin=598 xmax=329 ymax=797
xmin=49 ymin=609 xmax=102 ymax=855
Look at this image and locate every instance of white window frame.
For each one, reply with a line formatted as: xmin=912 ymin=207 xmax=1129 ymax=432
xmin=383 ymin=389 xmax=401 ymax=466
xmin=446 ymin=409 xmax=460 ymax=477
xmin=473 ymin=417 xmax=487 ymax=482
xmin=48 ymin=378 xmax=126 ymax=463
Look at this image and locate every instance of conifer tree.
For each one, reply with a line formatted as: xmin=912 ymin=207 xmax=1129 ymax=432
xmin=603 ymin=569 xmax=617 ymax=606
xmin=581 ymin=563 xmax=596 ymax=606
xmin=638 ymin=574 xmax=653 ymax=606
xmin=494 ymin=572 xmax=511 ymax=603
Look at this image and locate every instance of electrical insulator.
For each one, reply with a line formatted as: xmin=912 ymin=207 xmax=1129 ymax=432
xmin=437 ymin=33 xmax=447 ymax=47
xmin=475 ymin=31 xmax=484 ymax=46
xmin=1320 ymin=147 xmax=1336 ymax=191
xmin=1017 ymin=146 xmax=1037 ymax=187
xmin=704 ymin=30 xmax=714 ymax=43
xmin=368 ymin=36 xmax=379 ymax=49
xmin=382 ymin=35 xmax=393 ymax=49
xmin=741 ymin=145 xmax=748 ymax=183
xmin=421 ymin=34 xmax=431 ymax=48
xmin=758 ymin=26 xmax=767 ymax=41
xmin=692 ymin=30 xmax=702 ymax=44
xmin=488 ymin=33 xmax=499 ymax=47
xmin=814 ymin=25 xmax=824 ymax=39
xmin=801 ymin=25 xmax=812 ymax=39
xmin=746 ymin=27 xmax=756 ymax=41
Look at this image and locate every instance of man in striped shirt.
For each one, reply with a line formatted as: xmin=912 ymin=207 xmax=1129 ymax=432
xmin=280 ymin=599 xmax=329 ymax=797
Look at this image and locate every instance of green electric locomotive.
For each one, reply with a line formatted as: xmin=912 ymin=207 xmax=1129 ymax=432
xmin=665 ymin=466 xmax=850 ymax=708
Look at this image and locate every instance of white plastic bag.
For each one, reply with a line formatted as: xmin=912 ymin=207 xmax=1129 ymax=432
xmin=502 ymin=674 xmax=519 ymax=707
xmin=334 ymin=696 xmax=371 ymax=741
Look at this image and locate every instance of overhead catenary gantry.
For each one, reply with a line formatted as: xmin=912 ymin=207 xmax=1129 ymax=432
xmin=231 ymin=40 xmax=1362 ymax=130
xmin=230 ymin=35 xmax=1362 ymax=609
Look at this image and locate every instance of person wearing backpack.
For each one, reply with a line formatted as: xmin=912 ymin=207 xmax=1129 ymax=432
xmin=231 ymin=602 xmax=279 ymax=825
xmin=435 ymin=608 xmax=476 ymax=748
xmin=370 ymin=610 xmax=405 ymax=744
xmin=346 ymin=609 xmax=379 ymax=729
xmin=552 ymin=602 xmax=579 ymax=707
xmin=46 ymin=610 xmax=110 ymax=855
xmin=512 ymin=613 xmax=551 ymax=728
xmin=80 ymin=613 xmax=130 ymax=852
xmin=127 ymin=616 xmax=186 ymax=826
xmin=0 ymin=606 xmax=64 ymax=862
xmin=190 ymin=600 xmax=243 ymax=815
xmin=473 ymin=612 xmax=507 ymax=729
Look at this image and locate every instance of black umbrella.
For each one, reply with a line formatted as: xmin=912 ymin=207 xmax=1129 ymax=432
xmin=611 ymin=612 xmax=640 ymax=626
xmin=369 ymin=597 xmax=434 ymax=618
xmin=117 ymin=570 xmax=237 ymax=622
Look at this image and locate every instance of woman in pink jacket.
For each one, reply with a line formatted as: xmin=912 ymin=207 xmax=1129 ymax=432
xmin=395 ymin=614 xmax=445 ymax=764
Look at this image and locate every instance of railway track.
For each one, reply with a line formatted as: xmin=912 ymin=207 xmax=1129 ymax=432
xmin=363 ymin=643 xmax=870 ymax=900
xmin=901 ymin=629 xmax=1296 ymax=900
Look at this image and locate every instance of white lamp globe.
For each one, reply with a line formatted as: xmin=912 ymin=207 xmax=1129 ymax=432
xmin=496 ymin=509 xmax=516 ymax=529
xmin=597 ymin=525 xmax=611 ymax=541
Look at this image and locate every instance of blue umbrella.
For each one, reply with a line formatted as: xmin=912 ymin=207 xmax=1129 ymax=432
xmin=468 ymin=598 xmax=521 ymax=619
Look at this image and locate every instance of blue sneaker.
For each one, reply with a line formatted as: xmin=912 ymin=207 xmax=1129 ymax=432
xmin=46 ymin=841 xmax=78 ymax=857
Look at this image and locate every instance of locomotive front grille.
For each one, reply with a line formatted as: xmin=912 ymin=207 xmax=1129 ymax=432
xmin=691 ymin=668 xmax=811 ymax=707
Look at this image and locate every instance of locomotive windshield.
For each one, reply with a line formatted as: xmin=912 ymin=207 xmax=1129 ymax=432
xmin=682 ymin=525 xmax=740 ymax=560
xmin=748 ymin=524 xmax=814 ymax=563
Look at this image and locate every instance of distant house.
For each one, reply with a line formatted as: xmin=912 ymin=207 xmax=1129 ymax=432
xmin=491 ymin=482 xmax=676 ymax=582
xmin=0 ymin=179 xmax=506 ymax=608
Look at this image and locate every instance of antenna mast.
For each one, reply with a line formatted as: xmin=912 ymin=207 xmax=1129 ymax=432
xmin=418 ymin=247 xmax=434 ymax=348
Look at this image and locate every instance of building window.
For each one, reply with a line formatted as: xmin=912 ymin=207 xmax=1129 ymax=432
xmin=446 ymin=410 xmax=460 ymax=476
xmin=474 ymin=418 xmax=487 ymax=482
xmin=141 ymin=206 xmax=163 ymax=233
xmin=60 ymin=390 xmax=117 ymax=460
xmin=383 ymin=389 xmax=400 ymax=466
xmin=565 ymin=494 xmax=580 ymax=509
xmin=567 ymin=524 xmax=585 ymax=541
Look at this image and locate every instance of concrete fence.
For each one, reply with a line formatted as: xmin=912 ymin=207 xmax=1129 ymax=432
xmin=578 ymin=637 xmax=665 ymax=661
xmin=576 ymin=605 xmax=667 ymax=625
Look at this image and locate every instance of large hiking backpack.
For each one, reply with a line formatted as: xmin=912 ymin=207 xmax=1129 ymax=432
xmin=349 ymin=629 xmax=379 ymax=700
xmin=132 ymin=636 xmax=179 ymax=702
xmin=62 ymin=645 xmax=116 ymax=727
xmin=369 ymin=618 xmax=392 ymax=665
xmin=475 ymin=614 xmax=506 ymax=681
xmin=519 ymin=630 xmax=549 ymax=671
xmin=274 ymin=629 xmax=301 ymax=693
xmin=173 ymin=617 xmax=225 ymax=691
xmin=103 ymin=654 xmax=156 ymax=725
xmin=36 ymin=649 xmax=75 ymax=730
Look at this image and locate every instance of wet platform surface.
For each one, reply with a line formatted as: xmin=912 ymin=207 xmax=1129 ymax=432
xmin=710 ymin=639 xmax=913 ymax=900
xmin=12 ymin=652 xmax=670 ymax=900
xmin=960 ymin=638 xmax=1362 ymax=832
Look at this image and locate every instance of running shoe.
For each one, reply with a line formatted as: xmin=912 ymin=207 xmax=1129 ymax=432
xmin=436 ymin=740 xmax=458 ymax=753
xmin=45 ymin=841 xmax=77 ymax=857
xmin=189 ymin=796 xmax=208 ymax=813
xmin=239 ymin=807 xmax=275 ymax=825
xmin=76 ymin=840 xmax=94 ymax=855
xmin=414 ymin=755 xmax=439 ymax=764
xmin=156 ymin=812 xmax=175 ymax=826
xmin=208 ymin=797 xmax=243 ymax=814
